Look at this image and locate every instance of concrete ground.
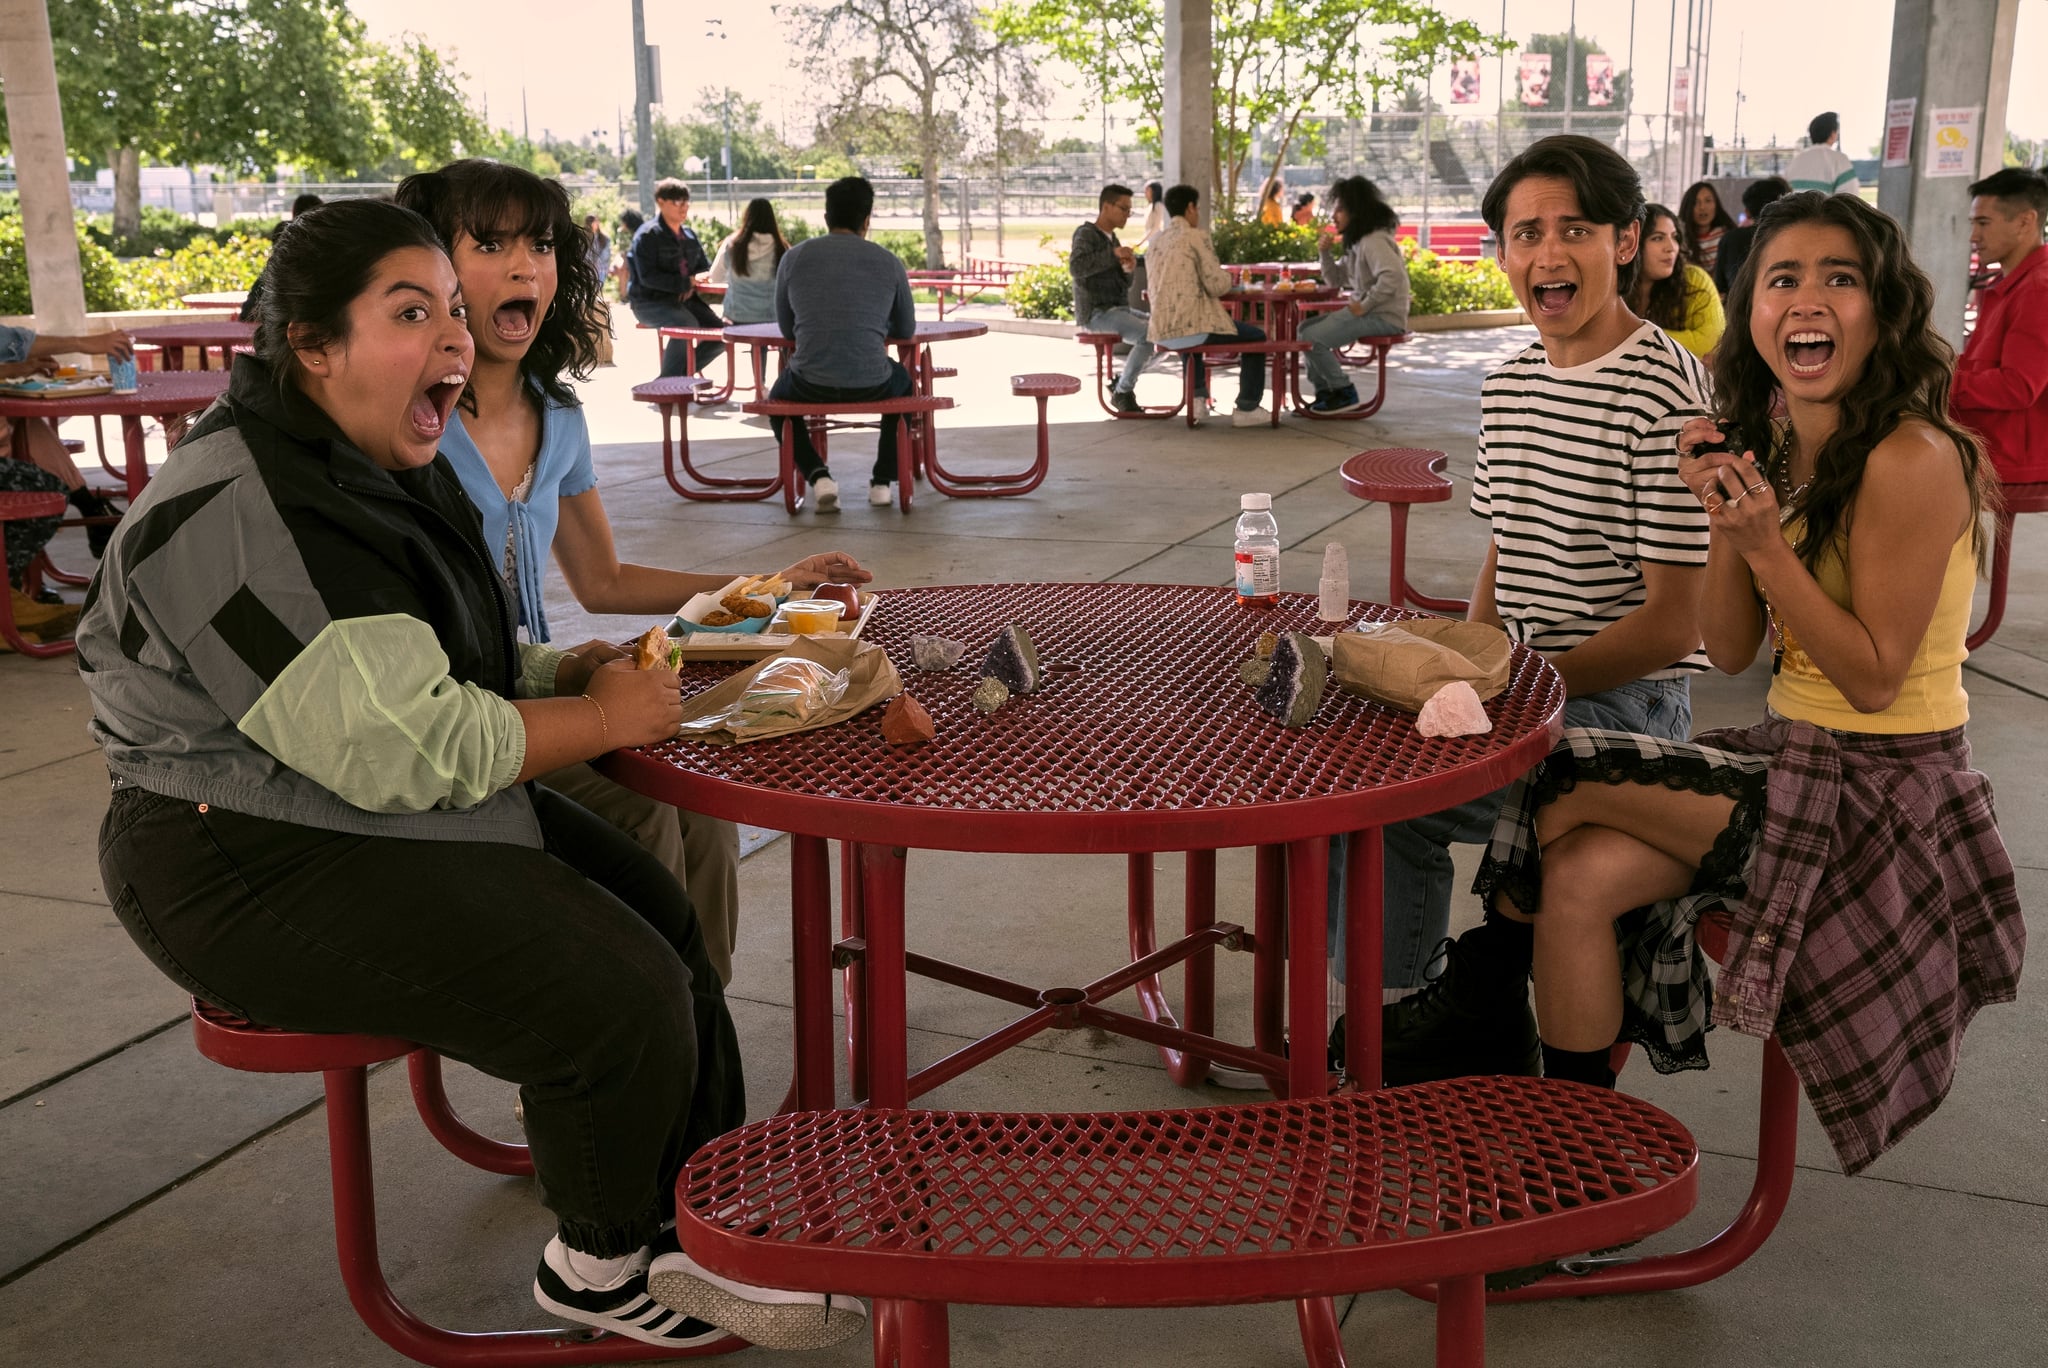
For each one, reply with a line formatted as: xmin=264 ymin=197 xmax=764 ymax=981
xmin=3 ymin=314 xmax=2044 ymax=1367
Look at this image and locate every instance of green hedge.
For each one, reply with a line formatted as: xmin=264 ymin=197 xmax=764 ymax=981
xmin=121 ymin=235 xmax=271 ymax=309
xmin=1004 ymin=261 xmax=1073 ymax=321
xmin=0 ymin=217 xmax=134 ymax=313
xmin=1211 ymin=218 xmax=1323 ymax=265
xmin=1404 ymin=242 xmax=1518 ymax=315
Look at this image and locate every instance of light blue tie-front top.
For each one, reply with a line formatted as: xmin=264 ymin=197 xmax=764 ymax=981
xmin=440 ymin=392 xmax=597 ymax=644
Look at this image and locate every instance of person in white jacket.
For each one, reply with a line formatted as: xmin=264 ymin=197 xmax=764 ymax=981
xmin=1785 ymin=111 xmax=1861 ymax=197
xmin=1301 ymin=176 xmax=1411 ymax=413
xmin=708 ymin=198 xmax=789 ymax=325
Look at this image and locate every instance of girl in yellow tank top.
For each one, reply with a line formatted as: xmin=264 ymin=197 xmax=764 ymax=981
xmin=1406 ymin=192 xmax=2021 ymax=1179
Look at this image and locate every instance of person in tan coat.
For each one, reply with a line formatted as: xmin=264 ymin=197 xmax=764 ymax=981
xmin=1145 ymin=184 xmax=1271 ymax=426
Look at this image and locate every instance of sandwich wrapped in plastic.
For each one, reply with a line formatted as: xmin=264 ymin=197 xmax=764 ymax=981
xmin=678 ymin=656 xmax=850 ymax=736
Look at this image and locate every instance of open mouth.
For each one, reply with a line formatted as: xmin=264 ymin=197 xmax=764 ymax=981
xmin=410 ymin=371 xmax=468 ymax=440
xmin=492 ymin=297 xmax=538 ymax=343
xmin=1531 ymin=282 xmax=1577 ymax=316
xmin=1784 ymin=330 xmax=1836 ymax=377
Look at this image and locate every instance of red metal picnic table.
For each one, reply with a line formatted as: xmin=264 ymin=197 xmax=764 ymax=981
xmin=720 ymin=318 xmax=988 ymax=397
xmin=601 ymin=581 xmax=1564 ymax=1113
xmin=129 ymin=319 xmax=256 ymax=372
xmin=0 ymin=369 xmax=228 ymax=501
xmin=1221 ymin=283 xmax=1337 ymax=412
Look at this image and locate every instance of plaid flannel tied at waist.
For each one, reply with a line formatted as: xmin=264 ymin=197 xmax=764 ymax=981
xmin=1711 ymin=715 xmax=2023 ymax=1174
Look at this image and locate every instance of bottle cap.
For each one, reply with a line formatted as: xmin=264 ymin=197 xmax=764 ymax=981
xmin=1240 ymin=493 xmax=1273 ymax=511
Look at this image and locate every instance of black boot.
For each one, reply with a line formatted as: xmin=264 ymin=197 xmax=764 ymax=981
xmin=67 ymin=487 xmax=118 ymax=558
xmin=1378 ymin=916 xmax=1541 ymax=1085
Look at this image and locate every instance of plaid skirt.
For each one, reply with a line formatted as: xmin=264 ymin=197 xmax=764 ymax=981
xmin=1474 ymin=716 xmax=2023 ymax=1175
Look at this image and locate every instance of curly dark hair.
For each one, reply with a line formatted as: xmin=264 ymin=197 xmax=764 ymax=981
xmin=1678 ymin=181 xmax=1735 ymax=267
xmin=1712 ymin=191 xmax=1994 ymax=571
xmin=1330 ymin=175 xmax=1398 ymax=246
xmin=1629 ymin=204 xmax=1691 ymax=331
xmin=394 ymin=159 xmax=603 ymax=411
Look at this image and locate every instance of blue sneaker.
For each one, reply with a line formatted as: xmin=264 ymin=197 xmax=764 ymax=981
xmin=1312 ymin=386 xmax=1365 ymax=414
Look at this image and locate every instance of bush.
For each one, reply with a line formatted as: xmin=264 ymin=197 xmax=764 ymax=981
xmin=120 ymin=235 xmax=271 ymax=309
xmin=0 ymin=216 xmax=134 ymax=313
xmin=1404 ymin=241 xmax=1518 ymax=316
xmin=85 ymin=206 xmax=205 ymax=257
xmin=1004 ymin=261 xmax=1073 ymax=321
xmin=1210 ymin=218 xmax=1323 ymax=265
xmin=870 ymin=230 xmax=929 ymax=273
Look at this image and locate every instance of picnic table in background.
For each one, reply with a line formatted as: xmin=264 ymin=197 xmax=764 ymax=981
xmin=178 ymin=291 xmax=249 ymax=312
xmin=0 ymin=370 xmax=228 ymax=502
xmin=130 ymin=319 xmax=256 ymax=373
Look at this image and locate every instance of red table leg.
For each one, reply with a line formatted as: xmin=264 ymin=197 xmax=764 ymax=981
xmin=859 ymin=843 xmax=911 ymax=1109
xmin=1250 ymin=844 xmax=1289 ymax=1094
xmin=790 ymin=834 xmax=837 ymax=1111
xmin=841 ymin=839 xmax=868 ymax=1103
xmin=1284 ymin=838 xmax=1331 ymax=1100
xmin=1343 ymin=828 xmax=1384 ymax=1092
xmin=122 ymin=414 xmax=150 ymax=502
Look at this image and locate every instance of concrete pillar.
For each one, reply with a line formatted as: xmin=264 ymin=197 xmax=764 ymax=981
xmin=1879 ymin=0 xmax=2020 ymax=346
xmin=1162 ymin=0 xmax=1215 ymax=206
xmin=0 ymin=0 xmax=87 ymax=333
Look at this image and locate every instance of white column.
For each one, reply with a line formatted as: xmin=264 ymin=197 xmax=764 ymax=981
xmin=0 ymin=0 xmax=87 ymax=332
xmin=1879 ymin=0 xmax=2021 ymax=345
xmin=1162 ymin=0 xmax=1215 ymax=204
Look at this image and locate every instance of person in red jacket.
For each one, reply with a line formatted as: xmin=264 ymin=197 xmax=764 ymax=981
xmin=1956 ymin=167 xmax=2048 ymax=484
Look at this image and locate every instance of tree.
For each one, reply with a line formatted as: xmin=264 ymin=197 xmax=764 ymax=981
xmin=995 ymin=0 xmax=1508 ymax=210
xmin=659 ymin=89 xmax=797 ymax=181
xmin=0 ymin=2 xmax=478 ymax=236
xmin=784 ymin=0 xmax=1040 ymax=268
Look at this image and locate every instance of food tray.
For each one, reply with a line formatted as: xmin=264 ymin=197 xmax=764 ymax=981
xmin=670 ymin=590 xmax=879 ymax=661
xmin=0 ymin=377 xmax=113 ymax=399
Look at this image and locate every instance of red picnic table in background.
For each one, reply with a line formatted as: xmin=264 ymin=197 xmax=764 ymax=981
xmin=130 ymin=319 xmax=256 ymax=372
xmin=0 ymin=369 xmax=228 ymax=502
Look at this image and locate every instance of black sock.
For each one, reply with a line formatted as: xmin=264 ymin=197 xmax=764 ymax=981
xmin=1540 ymin=1041 xmax=1617 ymax=1088
xmin=1475 ymin=908 xmax=1535 ymax=975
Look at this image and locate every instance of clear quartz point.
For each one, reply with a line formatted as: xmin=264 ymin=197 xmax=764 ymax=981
xmin=1318 ymin=542 xmax=1350 ymax=623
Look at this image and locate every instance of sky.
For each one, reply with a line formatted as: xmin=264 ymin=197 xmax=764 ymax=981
xmin=342 ymin=0 xmax=2048 ymax=159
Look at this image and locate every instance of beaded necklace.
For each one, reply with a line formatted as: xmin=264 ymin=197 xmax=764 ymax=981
xmin=1761 ymin=424 xmax=1814 ymax=676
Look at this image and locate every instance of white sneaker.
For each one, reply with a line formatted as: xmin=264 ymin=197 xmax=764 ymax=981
xmin=810 ymin=476 xmax=840 ymax=513
xmin=1231 ymin=405 xmax=1270 ymax=427
xmin=531 ymin=1237 xmax=726 ymax=1350
xmin=869 ymin=482 xmax=894 ymax=506
xmin=1188 ymin=397 xmax=1209 ymax=428
xmin=649 ymin=1245 xmax=866 ymax=1350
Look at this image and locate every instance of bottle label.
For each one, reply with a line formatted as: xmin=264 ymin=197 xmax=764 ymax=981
xmin=1235 ymin=547 xmax=1279 ymax=598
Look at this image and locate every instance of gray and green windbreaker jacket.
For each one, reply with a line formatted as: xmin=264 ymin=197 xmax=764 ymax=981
xmin=76 ymin=358 xmax=568 ymax=847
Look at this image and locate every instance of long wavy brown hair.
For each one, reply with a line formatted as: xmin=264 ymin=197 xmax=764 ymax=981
xmin=1712 ymin=191 xmax=1995 ymax=571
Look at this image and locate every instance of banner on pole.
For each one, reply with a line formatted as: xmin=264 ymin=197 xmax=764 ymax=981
xmin=1448 ymin=59 xmax=1481 ymax=106
xmin=1927 ymin=106 xmax=1981 ymax=178
xmin=1671 ymin=67 xmax=1692 ymax=116
xmin=1882 ymin=98 xmax=1916 ymax=168
xmin=1585 ymin=54 xmax=1615 ymax=108
xmin=1518 ymin=52 xmax=1552 ymax=108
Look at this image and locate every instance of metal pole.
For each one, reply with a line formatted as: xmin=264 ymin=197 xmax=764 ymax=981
xmin=1623 ymin=0 xmax=1638 ymax=165
xmin=1661 ymin=0 xmax=1678 ymax=205
xmin=994 ymin=49 xmax=1005 ymax=257
xmin=1495 ymin=0 xmax=1509 ymax=172
xmin=1564 ymin=0 xmax=1577 ymax=135
xmin=632 ymin=0 xmax=654 ymax=215
xmin=1419 ymin=91 xmax=1433 ymax=248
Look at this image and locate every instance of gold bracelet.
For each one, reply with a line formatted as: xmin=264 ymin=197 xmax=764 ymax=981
xmin=582 ymin=693 xmax=609 ymax=748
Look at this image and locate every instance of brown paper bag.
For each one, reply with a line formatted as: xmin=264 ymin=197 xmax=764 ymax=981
xmin=675 ymin=637 xmax=902 ymax=744
xmin=1330 ymin=618 xmax=1511 ymax=713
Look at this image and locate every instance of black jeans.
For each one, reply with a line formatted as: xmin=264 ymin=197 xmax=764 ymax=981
xmin=1181 ymin=320 xmax=1268 ymax=411
xmin=767 ymin=360 xmax=916 ymax=484
xmin=629 ymin=292 xmax=726 ymax=378
xmin=99 ymin=782 xmax=745 ymax=1258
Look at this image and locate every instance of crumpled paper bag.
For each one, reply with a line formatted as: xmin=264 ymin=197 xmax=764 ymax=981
xmin=674 ymin=636 xmax=901 ymax=744
xmin=1330 ymin=618 xmax=1511 ymax=714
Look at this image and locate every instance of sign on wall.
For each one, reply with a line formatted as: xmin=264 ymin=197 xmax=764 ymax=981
xmin=1927 ymin=106 xmax=1981 ymax=178
xmin=1519 ymin=52 xmax=1552 ymax=107
xmin=1671 ymin=66 xmax=1692 ymax=116
xmin=1882 ymin=98 xmax=1917 ymax=168
xmin=1585 ymin=54 xmax=1615 ymax=108
xmin=1448 ymin=58 xmax=1482 ymax=105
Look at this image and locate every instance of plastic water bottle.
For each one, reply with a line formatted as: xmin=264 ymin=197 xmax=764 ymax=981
xmin=1234 ymin=493 xmax=1280 ymax=607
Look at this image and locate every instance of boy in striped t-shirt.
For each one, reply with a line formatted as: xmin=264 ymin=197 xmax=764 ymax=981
xmin=1336 ymin=136 xmax=1712 ymax=1087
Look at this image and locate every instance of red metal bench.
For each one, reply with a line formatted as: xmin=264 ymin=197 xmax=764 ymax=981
xmin=1967 ymin=480 xmax=2048 ymax=650
xmin=187 ymin=1001 xmax=743 ymax=1365
xmin=918 ymin=372 xmax=1073 ymax=499
xmin=907 ymin=273 xmax=1008 ymax=320
xmin=1172 ymin=338 xmax=1312 ymax=428
xmin=1074 ymin=329 xmax=1181 ymax=420
xmin=741 ymin=394 xmax=955 ymax=514
xmin=676 ymin=1079 xmax=1699 ymax=1367
xmin=1339 ymin=449 xmax=1471 ymax=615
xmin=629 ymin=375 xmax=773 ymax=503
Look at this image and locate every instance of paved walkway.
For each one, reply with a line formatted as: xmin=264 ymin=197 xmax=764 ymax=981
xmin=3 ymin=318 xmax=2043 ymax=1366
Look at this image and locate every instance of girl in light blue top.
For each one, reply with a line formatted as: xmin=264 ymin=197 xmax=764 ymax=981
xmin=397 ymin=160 xmax=868 ymax=988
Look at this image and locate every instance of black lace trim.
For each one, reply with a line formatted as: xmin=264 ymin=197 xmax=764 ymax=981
xmin=1472 ymin=746 xmax=1768 ymax=918
xmin=1621 ymin=1011 xmax=1712 ymax=1074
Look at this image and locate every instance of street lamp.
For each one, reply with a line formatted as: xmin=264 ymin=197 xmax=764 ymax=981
xmin=705 ymin=21 xmax=734 ymax=224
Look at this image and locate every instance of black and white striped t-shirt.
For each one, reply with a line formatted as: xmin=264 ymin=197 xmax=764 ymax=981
xmin=1471 ymin=322 xmax=1712 ymax=675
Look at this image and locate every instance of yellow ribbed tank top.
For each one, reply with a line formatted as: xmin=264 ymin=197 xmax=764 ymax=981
xmin=1766 ymin=520 xmax=1974 ymax=733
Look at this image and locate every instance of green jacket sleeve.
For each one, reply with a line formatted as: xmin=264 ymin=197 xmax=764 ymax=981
xmin=239 ymin=614 xmax=527 ymax=814
xmin=517 ymin=641 xmax=568 ymax=699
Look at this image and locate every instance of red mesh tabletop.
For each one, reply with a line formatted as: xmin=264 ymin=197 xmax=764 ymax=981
xmin=604 ymin=583 xmax=1563 ymax=853
xmin=0 ymin=369 xmax=227 ymax=423
xmin=678 ymin=1076 xmax=1698 ymax=1307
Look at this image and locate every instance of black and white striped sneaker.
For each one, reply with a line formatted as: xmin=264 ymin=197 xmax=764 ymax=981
xmin=649 ymin=1241 xmax=866 ymax=1351
xmin=532 ymin=1237 xmax=729 ymax=1349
